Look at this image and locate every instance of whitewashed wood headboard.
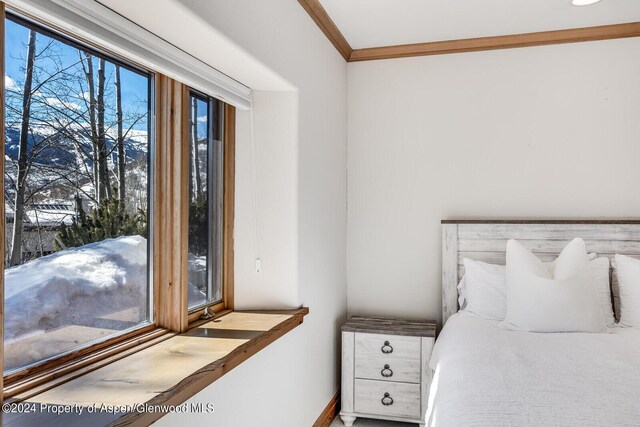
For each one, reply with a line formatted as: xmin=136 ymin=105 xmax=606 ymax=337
xmin=441 ymin=220 xmax=640 ymax=326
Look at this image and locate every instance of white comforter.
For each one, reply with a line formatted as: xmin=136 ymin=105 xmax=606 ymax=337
xmin=427 ymin=312 xmax=640 ymax=427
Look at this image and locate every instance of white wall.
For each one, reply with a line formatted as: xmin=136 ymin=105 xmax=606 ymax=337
xmin=234 ymin=91 xmax=300 ymax=309
xmin=347 ymin=38 xmax=640 ymax=323
xmin=100 ymin=0 xmax=347 ymax=426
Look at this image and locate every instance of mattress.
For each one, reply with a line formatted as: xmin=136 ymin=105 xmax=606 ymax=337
xmin=426 ymin=312 xmax=640 ymax=426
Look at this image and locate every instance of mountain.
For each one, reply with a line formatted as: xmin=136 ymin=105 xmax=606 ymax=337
xmin=4 ymin=126 xmax=149 ymax=168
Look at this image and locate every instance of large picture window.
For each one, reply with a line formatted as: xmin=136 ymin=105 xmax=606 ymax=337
xmin=0 ymin=5 xmax=235 ymax=395
xmin=187 ymin=91 xmax=224 ymax=311
xmin=3 ymin=15 xmax=152 ymax=373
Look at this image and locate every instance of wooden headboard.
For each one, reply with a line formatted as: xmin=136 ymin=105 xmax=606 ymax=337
xmin=441 ymin=220 xmax=640 ymax=326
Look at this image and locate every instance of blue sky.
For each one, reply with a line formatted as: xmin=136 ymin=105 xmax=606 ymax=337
xmin=193 ymin=97 xmax=209 ymax=141
xmin=4 ymin=17 xmax=214 ymax=138
xmin=5 ymin=17 xmax=149 ymax=132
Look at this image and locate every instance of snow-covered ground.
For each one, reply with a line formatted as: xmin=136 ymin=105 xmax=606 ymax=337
xmin=3 ymin=234 xmax=208 ymax=371
xmin=188 ymin=253 xmax=207 ymax=308
xmin=4 ymin=236 xmax=148 ymax=371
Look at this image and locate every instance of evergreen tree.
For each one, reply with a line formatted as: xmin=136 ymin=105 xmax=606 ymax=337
xmin=56 ymin=195 xmax=146 ymax=250
xmin=188 ymin=195 xmax=208 ymax=256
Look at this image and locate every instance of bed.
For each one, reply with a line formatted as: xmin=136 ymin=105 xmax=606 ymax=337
xmin=427 ymin=220 xmax=640 ymax=426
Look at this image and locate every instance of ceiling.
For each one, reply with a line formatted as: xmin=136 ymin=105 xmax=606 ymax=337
xmin=318 ymin=0 xmax=640 ymax=49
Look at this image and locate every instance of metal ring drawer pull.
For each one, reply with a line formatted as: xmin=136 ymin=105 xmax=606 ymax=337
xmin=381 ymin=364 xmax=393 ymax=378
xmin=381 ymin=392 xmax=394 ymax=406
xmin=381 ymin=341 xmax=393 ymax=354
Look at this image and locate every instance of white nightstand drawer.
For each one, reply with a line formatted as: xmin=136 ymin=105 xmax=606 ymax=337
xmin=355 ymin=333 xmax=420 ymax=383
xmin=354 ymin=379 xmax=421 ymax=419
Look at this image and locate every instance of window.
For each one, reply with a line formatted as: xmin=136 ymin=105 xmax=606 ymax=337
xmin=187 ymin=91 xmax=224 ymax=311
xmin=0 ymin=4 xmax=235 ymax=395
xmin=3 ymin=14 xmax=152 ymax=373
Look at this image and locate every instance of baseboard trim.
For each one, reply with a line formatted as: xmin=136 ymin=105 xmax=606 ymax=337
xmin=313 ymin=389 xmax=340 ymax=427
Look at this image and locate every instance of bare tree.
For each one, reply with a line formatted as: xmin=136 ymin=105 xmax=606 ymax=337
xmin=81 ymin=52 xmax=100 ymax=201
xmin=5 ymin=29 xmax=150 ymax=262
xmin=5 ymin=35 xmax=89 ymax=264
xmin=96 ymin=57 xmax=111 ymax=200
xmin=190 ymin=96 xmax=202 ymax=202
xmin=9 ymin=29 xmax=37 ymax=266
xmin=115 ymin=65 xmax=125 ymax=206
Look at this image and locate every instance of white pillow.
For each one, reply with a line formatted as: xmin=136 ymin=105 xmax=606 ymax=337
xmin=457 ymin=276 xmax=467 ymax=310
xmin=614 ymin=254 xmax=640 ymax=327
xmin=462 ymin=258 xmax=507 ymax=320
xmin=546 ymin=256 xmax=614 ymax=327
xmin=501 ymin=238 xmax=606 ymax=333
xmin=590 ymin=257 xmax=615 ymax=327
xmin=458 ymin=253 xmax=613 ymax=325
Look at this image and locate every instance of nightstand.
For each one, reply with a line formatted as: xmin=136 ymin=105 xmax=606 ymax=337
xmin=339 ymin=316 xmax=436 ymax=427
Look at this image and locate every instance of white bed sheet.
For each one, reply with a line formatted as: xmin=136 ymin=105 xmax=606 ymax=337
xmin=427 ymin=312 xmax=640 ymax=426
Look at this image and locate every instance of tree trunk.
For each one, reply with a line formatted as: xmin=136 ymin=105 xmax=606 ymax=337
xmin=9 ymin=29 xmax=37 ymax=266
xmin=97 ymin=58 xmax=110 ymax=200
xmin=83 ymin=52 xmax=100 ymax=203
xmin=74 ymin=193 xmax=84 ymax=225
xmin=115 ymin=65 xmax=125 ymax=207
xmin=190 ymin=96 xmax=202 ymax=202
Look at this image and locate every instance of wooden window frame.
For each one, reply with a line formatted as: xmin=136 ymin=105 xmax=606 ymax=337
xmin=154 ymin=78 xmax=235 ymax=332
xmin=0 ymin=1 xmax=6 ymax=400
xmin=186 ymin=100 xmax=235 ymax=325
xmin=184 ymin=90 xmax=228 ymax=317
xmin=0 ymin=4 xmax=235 ymax=401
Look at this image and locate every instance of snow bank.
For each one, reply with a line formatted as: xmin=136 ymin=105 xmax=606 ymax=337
xmin=5 ymin=236 xmax=147 ymax=341
xmin=188 ymin=253 xmax=207 ymax=307
xmin=4 ymin=235 xmax=213 ymax=370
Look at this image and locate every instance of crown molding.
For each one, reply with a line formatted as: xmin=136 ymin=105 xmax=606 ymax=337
xmin=349 ymin=21 xmax=640 ymax=61
xmin=298 ymin=0 xmax=352 ymax=61
xmin=297 ymin=2 xmax=640 ymax=62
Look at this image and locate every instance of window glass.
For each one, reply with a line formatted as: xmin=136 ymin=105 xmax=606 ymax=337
xmin=187 ymin=93 xmax=223 ymax=310
xmin=3 ymin=15 xmax=152 ymax=372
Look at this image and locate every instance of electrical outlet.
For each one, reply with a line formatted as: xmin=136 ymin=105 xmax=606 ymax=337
xmin=255 ymin=258 xmax=262 ymax=274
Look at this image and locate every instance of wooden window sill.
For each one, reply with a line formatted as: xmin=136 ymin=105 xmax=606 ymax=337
xmin=1 ymin=308 xmax=309 ymax=426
